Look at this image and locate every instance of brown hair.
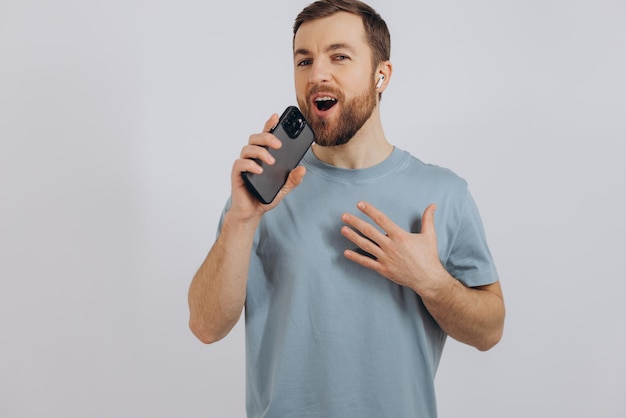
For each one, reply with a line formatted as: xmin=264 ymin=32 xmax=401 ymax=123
xmin=293 ymin=0 xmax=391 ymax=68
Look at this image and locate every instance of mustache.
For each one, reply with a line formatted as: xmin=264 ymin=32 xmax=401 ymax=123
xmin=306 ymin=85 xmax=345 ymax=102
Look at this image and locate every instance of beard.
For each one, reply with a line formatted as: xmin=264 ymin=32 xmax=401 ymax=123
xmin=298 ymin=82 xmax=377 ymax=147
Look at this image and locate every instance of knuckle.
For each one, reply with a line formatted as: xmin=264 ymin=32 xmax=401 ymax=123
xmin=363 ymin=224 xmax=379 ymax=237
xmin=373 ymin=214 xmax=386 ymax=225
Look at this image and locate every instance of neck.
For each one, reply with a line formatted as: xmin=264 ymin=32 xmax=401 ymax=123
xmin=311 ymin=110 xmax=393 ymax=169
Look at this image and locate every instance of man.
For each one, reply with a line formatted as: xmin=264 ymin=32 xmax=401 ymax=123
xmin=188 ymin=0 xmax=505 ymax=416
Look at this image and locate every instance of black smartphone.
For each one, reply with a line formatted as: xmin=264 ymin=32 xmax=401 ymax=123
xmin=242 ymin=106 xmax=315 ymax=204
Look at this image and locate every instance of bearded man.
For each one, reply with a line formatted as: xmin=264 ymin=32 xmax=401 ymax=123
xmin=188 ymin=1 xmax=505 ymax=417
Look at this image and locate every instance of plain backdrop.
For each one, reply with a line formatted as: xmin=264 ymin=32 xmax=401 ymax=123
xmin=1 ymin=1 xmax=625 ymax=417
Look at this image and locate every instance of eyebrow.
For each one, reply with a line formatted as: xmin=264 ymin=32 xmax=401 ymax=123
xmin=294 ymin=43 xmax=356 ymax=57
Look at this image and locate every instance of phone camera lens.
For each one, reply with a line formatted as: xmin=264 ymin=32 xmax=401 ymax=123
xmin=281 ymin=109 xmax=306 ymax=139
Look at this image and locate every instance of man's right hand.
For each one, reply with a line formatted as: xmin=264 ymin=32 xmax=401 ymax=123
xmin=189 ymin=115 xmax=307 ymax=344
xmin=229 ymin=114 xmax=307 ymax=224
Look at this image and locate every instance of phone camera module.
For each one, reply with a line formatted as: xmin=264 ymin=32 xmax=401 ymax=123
xmin=283 ymin=110 xmax=305 ymax=139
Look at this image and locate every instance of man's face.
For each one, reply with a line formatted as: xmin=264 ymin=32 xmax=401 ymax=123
xmin=293 ymin=12 xmax=378 ymax=147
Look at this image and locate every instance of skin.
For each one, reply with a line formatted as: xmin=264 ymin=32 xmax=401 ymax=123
xmin=188 ymin=12 xmax=505 ymax=350
xmin=293 ymin=12 xmax=393 ymax=169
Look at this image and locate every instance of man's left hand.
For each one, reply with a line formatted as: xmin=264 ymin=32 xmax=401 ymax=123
xmin=340 ymin=201 xmax=448 ymax=293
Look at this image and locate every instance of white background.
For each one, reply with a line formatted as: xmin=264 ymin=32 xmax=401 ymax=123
xmin=1 ymin=1 xmax=625 ymax=417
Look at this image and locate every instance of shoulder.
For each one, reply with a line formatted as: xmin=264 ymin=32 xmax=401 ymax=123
xmin=398 ymin=148 xmax=469 ymax=192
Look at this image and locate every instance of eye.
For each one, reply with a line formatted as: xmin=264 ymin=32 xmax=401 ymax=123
xmin=297 ymin=59 xmax=312 ymax=67
xmin=333 ymin=55 xmax=350 ymax=62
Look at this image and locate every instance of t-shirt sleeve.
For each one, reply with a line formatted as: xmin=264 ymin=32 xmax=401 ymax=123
xmin=444 ymin=188 xmax=499 ymax=287
xmin=215 ymin=197 xmax=232 ymax=238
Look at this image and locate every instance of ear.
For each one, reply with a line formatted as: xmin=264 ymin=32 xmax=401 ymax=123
xmin=375 ymin=60 xmax=393 ymax=92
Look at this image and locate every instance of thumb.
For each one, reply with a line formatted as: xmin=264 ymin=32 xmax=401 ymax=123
xmin=273 ymin=166 xmax=307 ymax=203
xmin=283 ymin=166 xmax=306 ymax=191
xmin=420 ymin=204 xmax=437 ymax=234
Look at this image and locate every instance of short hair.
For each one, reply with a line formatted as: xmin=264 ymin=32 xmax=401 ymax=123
xmin=293 ymin=0 xmax=391 ymax=68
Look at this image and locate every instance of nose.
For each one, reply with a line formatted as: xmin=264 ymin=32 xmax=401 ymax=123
xmin=309 ymin=59 xmax=331 ymax=85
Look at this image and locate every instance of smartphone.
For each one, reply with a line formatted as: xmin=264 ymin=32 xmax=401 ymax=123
xmin=242 ymin=106 xmax=315 ymax=204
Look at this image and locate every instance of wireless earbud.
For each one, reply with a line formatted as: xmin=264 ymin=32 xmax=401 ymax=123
xmin=376 ymin=74 xmax=385 ymax=89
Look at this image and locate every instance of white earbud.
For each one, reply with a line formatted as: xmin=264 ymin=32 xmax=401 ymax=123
xmin=376 ymin=74 xmax=385 ymax=89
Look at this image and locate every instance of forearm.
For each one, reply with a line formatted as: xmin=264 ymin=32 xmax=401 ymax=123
xmin=339 ymin=202 xmax=505 ymax=350
xmin=187 ymin=115 xmax=308 ymax=343
xmin=188 ymin=213 xmax=260 ymax=344
xmin=417 ymin=270 xmax=505 ymax=351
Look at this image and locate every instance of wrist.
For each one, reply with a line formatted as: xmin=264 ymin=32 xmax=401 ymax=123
xmin=411 ymin=263 xmax=455 ymax=301
xmin=222 ymin=206 xmax=262 ymax=233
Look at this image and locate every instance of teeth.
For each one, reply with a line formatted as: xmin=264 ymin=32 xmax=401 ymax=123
xmin=314 ymin=95 xmax=338 ymax=111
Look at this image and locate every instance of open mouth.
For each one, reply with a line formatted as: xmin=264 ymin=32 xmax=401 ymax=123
xmin=315 ymin=96 xmax=338 ymax=112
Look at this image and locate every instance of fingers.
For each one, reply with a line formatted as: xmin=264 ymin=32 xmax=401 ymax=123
xmin=341 ymin=201 xmax=438 ymax=248
xmin=354 ymin=201 xmax=437 ymax=236
xmin=354 ymin=201 xmax=398 ymax=237
xmin=238 ymin=115 xmax=283 ymax=172
xmin=420 ymin=204 xmax=437 ymax=235
xmin=229 ymin=114 xmax=305 ymax=214
xmin=341 ymin=225 xmax=382 ymax=260
xmin=341 ymin=209 xmax=387 ymax=251
xmin=263 ymin=114 xmax=280 ymax=133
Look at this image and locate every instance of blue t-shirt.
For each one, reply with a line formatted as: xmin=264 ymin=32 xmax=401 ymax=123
xmin=220 ymin=147 xmax=498 ymax=418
